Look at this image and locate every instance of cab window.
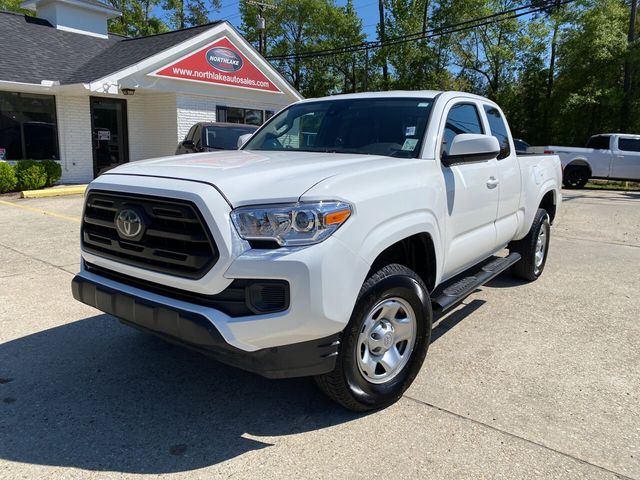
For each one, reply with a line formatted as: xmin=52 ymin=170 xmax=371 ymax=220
xmin=483 ymin=105 xmax=511 ymax=160
xmin=618 ymin=138 xmax=640 ymax=152
xmin=586 ymin=135 xmax=611 ymax=150
xmin=185 ymin=125 xmax=197 ymax=142
xmin=442 ymin=103 xmax=484 ymax=157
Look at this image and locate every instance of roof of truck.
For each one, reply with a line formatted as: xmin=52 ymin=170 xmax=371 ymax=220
xmin=296 ymin=90 xmax=494 ymax=104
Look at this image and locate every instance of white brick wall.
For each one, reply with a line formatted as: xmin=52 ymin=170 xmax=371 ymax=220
xmin=175 ymin=93 xmax=289 ymax=141
xmin=176 ymin=94 xmax=217 ymax=141
xmin=128 ymin=93 xmax=178 ymax=161
xmin=56 ymin=95 xmax=94 ymax=184
xmin=53 ymin=90 xmax=293 ymax=184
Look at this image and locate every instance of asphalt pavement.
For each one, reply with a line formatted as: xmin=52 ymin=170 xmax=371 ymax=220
xmin=0 ymin=189 xmax=639 ymax=479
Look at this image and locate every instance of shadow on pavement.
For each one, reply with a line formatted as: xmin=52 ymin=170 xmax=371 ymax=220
xmin=431 ymin=299 xmax=486 ymax=343
xmin=0 ymin=291 xmax=494 ymax=474
xmin=0 ymin=315 xmax=363 ymax=474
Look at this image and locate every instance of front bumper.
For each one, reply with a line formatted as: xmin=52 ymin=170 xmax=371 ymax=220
xmin=72 ymin=274 xmax=340 ymax=379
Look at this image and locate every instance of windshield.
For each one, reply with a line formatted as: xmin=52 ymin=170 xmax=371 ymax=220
xmin=243 ymin=97 xmax=434 ymax=158
xmin=204 ymin=125 xmax=256 ymax=150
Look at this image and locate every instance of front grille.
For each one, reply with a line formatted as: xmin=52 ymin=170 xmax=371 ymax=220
xmin=84 ymin=262 xmax=290 ymax=316
xmin=82 ymin=191 xmax=218 ymax=279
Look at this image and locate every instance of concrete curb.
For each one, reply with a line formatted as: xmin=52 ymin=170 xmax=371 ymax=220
xmin=21 ymin=185 xmax=87 ymax=199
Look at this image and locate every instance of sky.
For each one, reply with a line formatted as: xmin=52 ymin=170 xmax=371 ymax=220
xmin=154 ymin=0 xmax=381 ymax=40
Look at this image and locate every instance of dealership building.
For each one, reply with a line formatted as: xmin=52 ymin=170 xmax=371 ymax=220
xmin=0 ymin=0 xmax=302 ymax=183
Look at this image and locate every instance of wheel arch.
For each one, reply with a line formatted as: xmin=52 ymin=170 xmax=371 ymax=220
xmin=538 ymin=189 xmax=557 ymax=224
xmin=565 ymin=158 xmax=592 ymax=176
xmin=367 ymin=232 xmax=438 ymax=293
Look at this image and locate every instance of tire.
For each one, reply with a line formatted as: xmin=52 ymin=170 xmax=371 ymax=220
xmin=562 ymin=165 xmax=589 ymax=189
xmin=509 ymin=208 xmax=551 ymax=282
xmin=315 ymin=263 xmax=432 ymax=411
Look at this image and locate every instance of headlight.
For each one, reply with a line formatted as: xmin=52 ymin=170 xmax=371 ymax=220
xmin=231 ymin=201 xmax=352 ymax=246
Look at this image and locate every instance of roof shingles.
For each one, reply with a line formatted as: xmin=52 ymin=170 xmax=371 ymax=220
xmin=0 ymin=11 xmax=220 ymax=85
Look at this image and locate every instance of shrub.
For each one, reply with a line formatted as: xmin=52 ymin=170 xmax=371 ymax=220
xmin=15 ymin=160 xmax=47 ymax=190
xmin=41 ymin=159 xmax=62 ymax=187
xmin=0 ymin=162 xmax=17 ymax=193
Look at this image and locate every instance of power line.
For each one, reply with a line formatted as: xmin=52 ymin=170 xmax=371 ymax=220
xmin=265 ymin=0 xmax=574 ymax=61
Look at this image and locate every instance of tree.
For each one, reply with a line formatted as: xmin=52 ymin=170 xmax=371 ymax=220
xmin=162 ymin=0 xmax=220 ymax=30
xmin=0 ymin=0 xmax=32 ymax=14
xmin=552 ymin=0 xmax=628 ymax=144
xmin=621 ymin=0 xmax=638 ymax=131
xmin=240 ymin=0 xmax=367 ymax=97
xmin=453 ymin=0 xmax=524 ymax=99
xmin=108 ymin=0 xmax=169 ymax=36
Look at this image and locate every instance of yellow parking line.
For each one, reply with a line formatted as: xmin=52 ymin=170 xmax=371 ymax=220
xmin=0 ymin=199 xmax=81 ymax=223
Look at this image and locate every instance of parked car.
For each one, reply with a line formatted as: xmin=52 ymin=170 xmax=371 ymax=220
xmin=529 ymin=133 xmax=640 ymax=188
xmin=72 ymin=91 xmax=561 ymax=411
xmin=176 ymin=122 xmax=258 ymax=154
xmin=513 ymin=138 xmax=530 ymax=154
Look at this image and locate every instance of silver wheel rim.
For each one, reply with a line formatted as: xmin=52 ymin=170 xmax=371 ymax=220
xmin=356 ymin=297 xmax=417 ymax=384
xmin=534 ymin=218 xmax=549 ymax=274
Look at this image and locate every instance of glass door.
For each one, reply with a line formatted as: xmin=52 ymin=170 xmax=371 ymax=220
xmin=90 ymin=97 xmax=129 ymax=178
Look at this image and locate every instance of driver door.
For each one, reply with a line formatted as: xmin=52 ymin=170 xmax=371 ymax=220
xmin=439 ymin=101 xmax=500 ymax=278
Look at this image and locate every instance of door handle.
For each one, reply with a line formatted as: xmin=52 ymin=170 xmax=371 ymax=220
xmin=486 ymin=177 xmax=499 ymax=189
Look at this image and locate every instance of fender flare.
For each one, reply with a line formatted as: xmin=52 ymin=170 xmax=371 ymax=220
xmin=358 ymin=209 xmax=444 ymax=286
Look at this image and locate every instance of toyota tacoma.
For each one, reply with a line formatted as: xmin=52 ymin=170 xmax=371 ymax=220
xmin=72 ymin=91 xmax=561 ymax=411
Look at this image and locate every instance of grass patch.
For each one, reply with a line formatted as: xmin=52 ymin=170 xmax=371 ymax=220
xmin=585 ymin=180 xmax=640 ymax=192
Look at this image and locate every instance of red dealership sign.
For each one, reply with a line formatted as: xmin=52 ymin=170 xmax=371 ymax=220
xmin=151 ymin=36 xmax=282 ymax=93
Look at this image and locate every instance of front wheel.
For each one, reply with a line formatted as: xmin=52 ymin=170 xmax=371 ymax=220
xmin=509 ymin=208 xmax=551 ymax=282
xmin=315 ymin=264 xmax=432 ymax=411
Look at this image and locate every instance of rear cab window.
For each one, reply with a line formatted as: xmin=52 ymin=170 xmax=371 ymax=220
xmin=586 ymin=135 xmax=611 ymax=150
xmin=483 ymin=105 xmax=511 ymax=159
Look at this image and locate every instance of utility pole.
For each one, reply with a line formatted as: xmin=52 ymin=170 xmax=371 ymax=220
xmin=378 ymin=0 xmax=388 ymax=90
xmin=246 ymin=0 xmax=276 ymax=55
xmin=364 ymin=46 xmax=369 ymax=91
xmin=621 ymin=0 xmax=638 ymax=132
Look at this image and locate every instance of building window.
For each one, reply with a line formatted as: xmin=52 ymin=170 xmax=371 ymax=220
xmin=217 ymin=106 xmax=264 ymax=126
xmin=0 ymin=92 xmax=59 ymax=160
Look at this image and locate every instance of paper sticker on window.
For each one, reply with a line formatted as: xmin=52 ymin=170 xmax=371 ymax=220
xmin=418 ymin=102 xmax=430 ymax=107
xmin=405 ymin=126 xmax=416 ymax=136
xmin=402 ymin=138 xmax=419 ymax=151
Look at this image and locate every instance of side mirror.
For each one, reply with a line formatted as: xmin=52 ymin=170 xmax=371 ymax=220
xmin=237 ymin=133 xmax=253 ymax=149
xmin=442 ymin=134 xmax=500 ymax=167
xmin=182 ymin=139 xmax=194 ymax=149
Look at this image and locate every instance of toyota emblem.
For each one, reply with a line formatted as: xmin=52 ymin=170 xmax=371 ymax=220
xmin=115 ymin=208 xmax=144 ymax=239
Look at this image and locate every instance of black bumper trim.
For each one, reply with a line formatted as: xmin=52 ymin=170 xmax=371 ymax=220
xmin=72 ymin=275 xmax=339 ymax=379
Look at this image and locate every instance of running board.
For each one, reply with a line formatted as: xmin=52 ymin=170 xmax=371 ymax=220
xmin=431 ymin=253 xmax=521 ymax=316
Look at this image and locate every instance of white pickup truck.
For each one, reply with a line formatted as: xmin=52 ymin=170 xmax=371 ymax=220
xmin=529 ymin=133 xmax=640 ymax=188
xmin=72 ymin=91 xmax=561 ymax=411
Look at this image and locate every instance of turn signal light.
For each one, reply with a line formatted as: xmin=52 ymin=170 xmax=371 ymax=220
xmin=324 ymin=209 xmax=351 ymax=226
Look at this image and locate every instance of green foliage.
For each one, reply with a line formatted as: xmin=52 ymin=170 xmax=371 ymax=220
xmin=0 ymin=162 xmax=17 ymax=194
xmin=0 ymin=0 xmax=32 ymax=15
xmin=14 ymin=160 xmax=47 ymax=191
xmin=107 ymin=0 xmax=170 ymax=36
xmin=240 ymin=0 xmax=368 ymax=96
xmin=161 ymin=0 xmax=220 ymax=30
xmin=3 ymin=0 xmax=639 ymax=145
xmin=41 ymin=160 xmax=62 ymax=187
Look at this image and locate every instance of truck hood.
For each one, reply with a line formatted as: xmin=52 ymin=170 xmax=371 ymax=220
xmin=102 ymin=150 xmax=398 ymax=207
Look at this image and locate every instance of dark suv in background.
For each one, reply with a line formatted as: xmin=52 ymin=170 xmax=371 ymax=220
xmin=176 ymin=122 xmax=258 ymax=154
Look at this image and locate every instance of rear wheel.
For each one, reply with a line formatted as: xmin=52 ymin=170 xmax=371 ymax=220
xmin=509 ymin=208 xmax=551 ymax=282
xmin=562 ymin=165 xmax=589 ymax=189
xmin=315 ymin=264 xmax=432 ymax=411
